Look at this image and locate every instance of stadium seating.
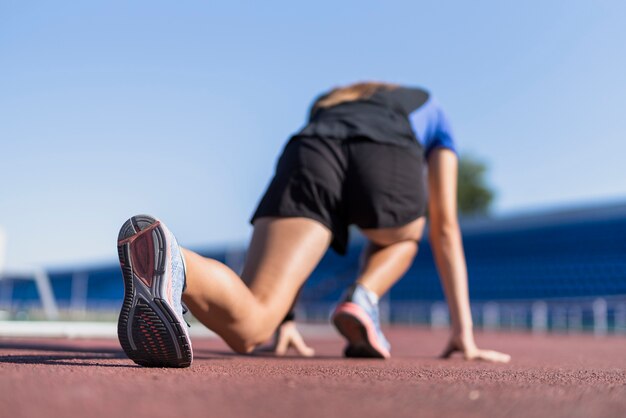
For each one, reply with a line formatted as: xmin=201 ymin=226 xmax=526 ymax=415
xmin=3 ymin=204 xmax=626 ymax=316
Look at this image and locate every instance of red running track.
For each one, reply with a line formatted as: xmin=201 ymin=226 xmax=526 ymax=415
xmin=1 ymin=327 xmax=625 ymax=418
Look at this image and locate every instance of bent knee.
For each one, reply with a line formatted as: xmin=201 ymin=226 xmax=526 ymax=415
xmin=230 ymin=340 xmax=257 ymax=355
xmin=225 ymin=321 xmax=276 ymax=355
xmin=229 ymin=332 xmax=273 ymax=354
xmin=361 ymin=217 xmax=426 ymax=247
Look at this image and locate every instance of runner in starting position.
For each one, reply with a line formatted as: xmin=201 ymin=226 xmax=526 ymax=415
xmin=116 ymin=82 xmax=511 ymax=366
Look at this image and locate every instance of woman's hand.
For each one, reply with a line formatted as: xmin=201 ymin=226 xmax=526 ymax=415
xmin=272 ymin=321 xmax=315 ymax=357
xmin=440 ymin=334 xmax=511 ymax=363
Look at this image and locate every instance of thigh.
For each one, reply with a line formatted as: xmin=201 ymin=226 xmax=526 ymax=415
xmin=241 ymin=217 xmax=332 ymax=325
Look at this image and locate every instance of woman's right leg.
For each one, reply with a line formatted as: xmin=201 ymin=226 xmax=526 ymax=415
xmin=182 ymin=217 xmax=331 ymax=353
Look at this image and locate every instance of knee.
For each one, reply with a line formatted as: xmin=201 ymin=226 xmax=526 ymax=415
xmin=370 ymin=236 xmax=420 ymax=250
xmin=222 ymin=329 xmax=259 ymax=354
xmin=362 ymin=217 xmax=426 ymax=247
xmin=229 ymin=340 xmax=257 ymax=355
xmin=229 ymin=332 xmax=273 ymax=354
xmin=366 ymin=232 xmax=420 ymax=253
xmin=225 ymin=319 xmax=276 ymax=354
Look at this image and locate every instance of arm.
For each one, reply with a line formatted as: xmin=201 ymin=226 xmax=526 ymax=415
xmin=427 ymin=148 xmax=510 ymax=363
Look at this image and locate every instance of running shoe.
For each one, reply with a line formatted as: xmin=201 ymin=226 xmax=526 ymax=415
xmin=331 ymin=284 xmax=391 ymax=359
xmin=117 ymin=215 xmax=192 ymax=367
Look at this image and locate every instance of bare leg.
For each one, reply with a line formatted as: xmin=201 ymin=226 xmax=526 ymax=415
xmin=357 ymin=217 xmax=426 ymax=297
xmin=181 ymin=217 xmax=331 ymax=353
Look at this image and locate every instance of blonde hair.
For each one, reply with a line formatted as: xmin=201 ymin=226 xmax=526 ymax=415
xmin=311 ymin=81 xmax=398 ymax=113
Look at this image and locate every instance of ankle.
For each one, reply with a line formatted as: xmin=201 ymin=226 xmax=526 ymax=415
xmin=361 ymin=285 xmax=380 ymax=305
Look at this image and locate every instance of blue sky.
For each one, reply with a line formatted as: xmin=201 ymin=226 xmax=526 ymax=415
xmin=1 ymin=1 xmax=626 ymax=267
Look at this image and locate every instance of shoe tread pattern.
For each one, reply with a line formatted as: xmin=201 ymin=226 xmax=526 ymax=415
xmin=117 ymin=215 xmax=192 ymax=368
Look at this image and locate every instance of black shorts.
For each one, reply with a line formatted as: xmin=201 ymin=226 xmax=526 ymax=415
xmin=251 ymin=136 xmax=427 ymax=254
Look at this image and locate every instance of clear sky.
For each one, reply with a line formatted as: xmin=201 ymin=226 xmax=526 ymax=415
xmin=2 ymin=1 xmax=626 ymax=267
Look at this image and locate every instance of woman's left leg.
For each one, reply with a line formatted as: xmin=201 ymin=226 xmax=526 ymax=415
xmin=331 ymin=217 xmax=426 ymax=358
xmin=182 ymin=217 xmax=331 ymax=353
xmin=357 ymin=217 xmax=426 ymax=296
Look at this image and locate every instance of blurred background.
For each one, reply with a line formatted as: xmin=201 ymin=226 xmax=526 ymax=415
xmin=2 ymin=1 xmax=626 ymax=334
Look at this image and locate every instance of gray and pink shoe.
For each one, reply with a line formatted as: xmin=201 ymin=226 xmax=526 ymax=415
xmin=117 ymin=215 xmax=192 ymax=368
xmin=331 ymin=284 xmax=391 ymax=359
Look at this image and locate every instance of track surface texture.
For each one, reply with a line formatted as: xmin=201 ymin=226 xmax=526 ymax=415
xmin=1 ymin=327 xmax=625 ymax=418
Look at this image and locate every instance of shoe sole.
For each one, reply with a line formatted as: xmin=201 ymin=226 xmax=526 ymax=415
xmin=332 ymin=302 xmax=390 ymax=359
xmin=117 ymin=215 xmax=192 ymax=368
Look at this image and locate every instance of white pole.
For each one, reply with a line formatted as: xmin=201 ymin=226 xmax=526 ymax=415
xmin=33 ymin=268 xmax=60 ymax=320
xmin=430 ymin=302 xmax=449 ymax=329
xmin=614 ymin=303 xmax=626 ymax=334
xmin=70 ymin=272 xmax=89 ymax=318
xmin=592 ymin=298 xmax=608 ymax=336
xmin=482 ymin=302 xmax=500 ymax=331
xmin=531 ymin=301 xmax=548 ymax=334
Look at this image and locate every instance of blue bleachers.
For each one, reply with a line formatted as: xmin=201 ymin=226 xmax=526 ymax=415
xmin=301 ymin=213 xmax=626 ymax=303
xmin=4 ymin=205 xmax=626 ymax=311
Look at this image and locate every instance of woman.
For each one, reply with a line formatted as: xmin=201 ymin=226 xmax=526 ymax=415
xmin=116 ymin=82 xmax=510 ymax=367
